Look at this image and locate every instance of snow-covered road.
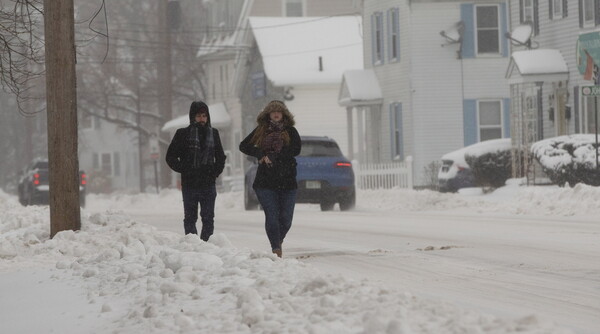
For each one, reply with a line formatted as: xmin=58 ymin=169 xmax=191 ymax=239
xmin=118 ymin=198 xmax=600 ymax=334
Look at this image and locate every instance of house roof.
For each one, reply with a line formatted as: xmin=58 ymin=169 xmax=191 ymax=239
xmin=161 ymin=102 xmax=232 ymax=132
xmin=249 ymin=16 xmax=363 ymax=86
xmin=338 ymin=69 xmax=383 ymax=107
xmin=506 ymin=49 xmax=569 ymax=84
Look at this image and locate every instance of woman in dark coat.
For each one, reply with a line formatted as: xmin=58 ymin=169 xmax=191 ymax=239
xmin=166 ymin=101 xmax=226 ymax=241
xmin=239 ymin=100 xmax=301 ymax=258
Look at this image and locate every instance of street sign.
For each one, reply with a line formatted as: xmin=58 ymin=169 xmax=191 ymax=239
xmin=581 ymin=86 xmax=600 ymax=96
xmin=576 ymin=32 xmax=600 ymax=81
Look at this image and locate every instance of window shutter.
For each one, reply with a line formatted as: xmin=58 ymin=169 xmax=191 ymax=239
xmin=371 ymin=14 xmax=376 ymax=64
xmin=503 ymin=98 xmax=511 ymax=137
xmin=534 ymin=0 xmax=540 ymax=35
xmin=596 ymin=0 xmax=600 ymax=26
xmin=519 ymin=0 xmax=524 ymax=23
xmin=501 ymin=3 xmax=509 ymax=57
xmin=389 ymin=105 xmax=394 ymax=158
xmin=395 ymin=9 xmax=401 ymax=61
xmin=574 ymin=86 xmax=580 ymax=132
xmin=463 ymin=100 xmax=478 ymax=145
xmin=537 ymin=85 xmax=544 ymax=139
xmin=563 ymin=0 xmax=568 ymax=17
xmin=580 ymin=0 xmax=584 ymax=28
xmin=460 ymin=4 xmax=475 ymax=59
xmin=549 ymin=0 xmax=553 ymax=20
xmin=387 ymin=10 xmax=392 ymax=61
xmin=396 ymin=103 xmax=404 ymax=160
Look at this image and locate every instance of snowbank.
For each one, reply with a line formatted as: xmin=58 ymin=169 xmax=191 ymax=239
xmin=0 ymin=187 xmax=578 ymax=333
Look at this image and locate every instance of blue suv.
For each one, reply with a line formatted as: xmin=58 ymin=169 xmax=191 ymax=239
xmin=244 ymin=136 xmax=355 ymax=211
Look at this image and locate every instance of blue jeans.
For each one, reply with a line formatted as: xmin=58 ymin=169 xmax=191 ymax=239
xmin=182 ymin=185 xmax=216 ymax=241
xmin=254 ymin=188 xmax=297 ymax=251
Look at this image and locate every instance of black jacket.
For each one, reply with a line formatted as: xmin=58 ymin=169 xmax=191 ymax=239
xmin=239 ymin=127 xmax=301 ymax=190
xmin=165 ymin=102 xmax=226 ymax=188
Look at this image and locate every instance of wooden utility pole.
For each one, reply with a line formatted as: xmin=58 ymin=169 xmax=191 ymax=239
xmin=43 ymin=0 xmax=81 ymax=237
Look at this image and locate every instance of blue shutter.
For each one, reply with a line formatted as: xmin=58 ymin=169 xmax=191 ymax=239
xmin=371 ymin=14 xmax=376 ymax=64
xmin=389 ymin=104 xmax=395 ymax=158
xmin=574 ymin=86 xmax=580 ymax=132
xmin=387 ymin=10 xmax=392 ymax=61
xmin=460 ymin=4 xmax=475 ymax=58
xmin=378 ymin=13 xmax=384 ymax=63
xmin=463 ymin=99 xmax=477 ymax=145
xmin=396 ymin=103 xmax=404 ymax=159
xmin=500 ymin=3 xmax=509 ymax=57
xmin=503 ymin=98 xmax=511 ymax=137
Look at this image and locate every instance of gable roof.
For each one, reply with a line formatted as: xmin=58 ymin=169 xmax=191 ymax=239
xmin=506 ymin=49 xmax=569 ymax=84
xmin=249 ymin=16 xmax=363 ymax=86
xmin=339 ymin=69 xmax=383 ymax=107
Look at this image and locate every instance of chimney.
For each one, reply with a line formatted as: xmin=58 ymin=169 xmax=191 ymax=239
xmin=319 ymin=56 xmax=323 ymax=71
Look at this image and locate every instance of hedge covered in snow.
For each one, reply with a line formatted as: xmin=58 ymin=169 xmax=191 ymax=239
xmin=531 ymin=134 xmax=600 ymax=186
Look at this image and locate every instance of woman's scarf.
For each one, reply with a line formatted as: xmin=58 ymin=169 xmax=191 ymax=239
xmin=188 ymin=123 xmax=215 ymax=168
xmin=262 ymin=120 xmax=284 ymax=154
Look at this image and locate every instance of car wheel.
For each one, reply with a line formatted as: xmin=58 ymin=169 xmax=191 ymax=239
xmin=339 ymin=192 xmax=356 ymax=211
xmin=320 ymin=201 xmax=334 ymax=211
xmin=244 ymin=187 xmax=259 ymax=210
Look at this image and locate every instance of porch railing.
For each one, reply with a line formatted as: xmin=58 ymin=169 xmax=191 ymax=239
xmin=353 ymin=156 xmax=413 ymax=189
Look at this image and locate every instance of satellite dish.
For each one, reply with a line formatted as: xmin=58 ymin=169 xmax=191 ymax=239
xmin=440 ymin=21 xmax=465 ymax=44
xmin=505 ymin=23 xmax=533 ymax=48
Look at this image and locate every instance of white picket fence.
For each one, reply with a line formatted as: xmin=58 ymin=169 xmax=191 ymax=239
xmin=353 ymin=156 xmax=413 ymax=190
xmin=218 ymin=156 xmax=414 ymax=192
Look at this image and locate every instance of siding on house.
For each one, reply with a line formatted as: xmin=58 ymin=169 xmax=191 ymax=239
xmin=285 ymin=85 xmax=350 ymax=154
xmin=509 ymin=0 xmax=592 ymax=138
xmin=363 ymin=0 xmax=511 ymax=186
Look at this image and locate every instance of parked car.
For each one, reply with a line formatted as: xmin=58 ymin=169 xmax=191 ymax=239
xmin=438 ymin=138 xmax=512 ymax=192
xmin=18 ymin=158 xmax=87 ymax=207
xmin=244 ymin=136 xmax=355 ymax=211
xmin=437 ymin=146 xmax=475 ymax=193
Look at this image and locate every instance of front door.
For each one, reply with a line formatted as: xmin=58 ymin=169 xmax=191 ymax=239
xmin=555 ymin=88 xmax=568 ymax=136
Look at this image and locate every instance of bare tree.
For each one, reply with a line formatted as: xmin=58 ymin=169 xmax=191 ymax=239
xmin=0 ymin=0 xmax=45 ymax=113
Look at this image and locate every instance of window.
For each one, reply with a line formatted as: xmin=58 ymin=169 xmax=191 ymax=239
xmin=551 ymin=0 xmax=563 ymax=19
xmin=478 ymin=100 xmax=502 ymax=141
xmin=475 ymin=5 xmax=500 ymax=55
xmin=522 ymin=0 xmax=534 ymax=23
xmin=390 ymin=103 xmax=403 ymax=159
xmin=387 ymin=8 xmax=400 ymax=62
xmin=580 ymin=96 xmax=598 ymax=133
xmin=582 ymin=0 xmax=595 ymax=27
xmin=101 ymin=153 xmax=112 ymax=175
xmin=113 ymin=152 xmax=120 ymax=176
xmin=284 ymin=0 xmax=304 ymax=17
xmin=372 ymin=12 xmax=384 ymax=64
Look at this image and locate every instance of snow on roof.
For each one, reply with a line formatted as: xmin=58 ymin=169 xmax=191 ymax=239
xmin=511 ymin=49 xmax=568 ymax=75
xmin=249 ymin=16 xmax=363 ymax=86
xmin=339 ymin=69 xmax=382 ymax=106
xmin=161 ymin=102 xmax=232 ymax=132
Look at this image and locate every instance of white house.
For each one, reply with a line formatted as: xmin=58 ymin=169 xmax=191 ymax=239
xmin=346 ymin=0 xmax=513 ymax=187
xmin=239 ymin=16 xmax=364 ymax=155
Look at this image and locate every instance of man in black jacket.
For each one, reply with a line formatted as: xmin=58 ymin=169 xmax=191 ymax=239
xmin=166 ymin=101 xmax=226 ymax=240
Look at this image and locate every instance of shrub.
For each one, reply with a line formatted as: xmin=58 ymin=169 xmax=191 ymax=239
xmin=531 ymin=134 xmax=600 ymax=187
xmin=465 ymin=148 xmax=513 ymax=189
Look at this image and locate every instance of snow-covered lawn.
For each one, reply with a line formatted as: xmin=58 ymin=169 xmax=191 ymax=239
xmin=1 ymin=181 xmax=598 ymax=333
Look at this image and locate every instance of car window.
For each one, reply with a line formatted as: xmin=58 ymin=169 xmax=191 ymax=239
xmin=32 ymin=161 xmax=49 ymax=169
xmin=300 ymin=140 xmax=342 ymax=157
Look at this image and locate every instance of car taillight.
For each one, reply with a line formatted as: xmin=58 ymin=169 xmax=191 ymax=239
xmin=334 ymin=162 xmax=352 ymax=168
xmin=81 ymin=173 xmax=87 ymax=185
xmin=457 ymin=165 xmax=467 ymax=171
xmin=33 ymin=173 xmax=40 ymax=185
